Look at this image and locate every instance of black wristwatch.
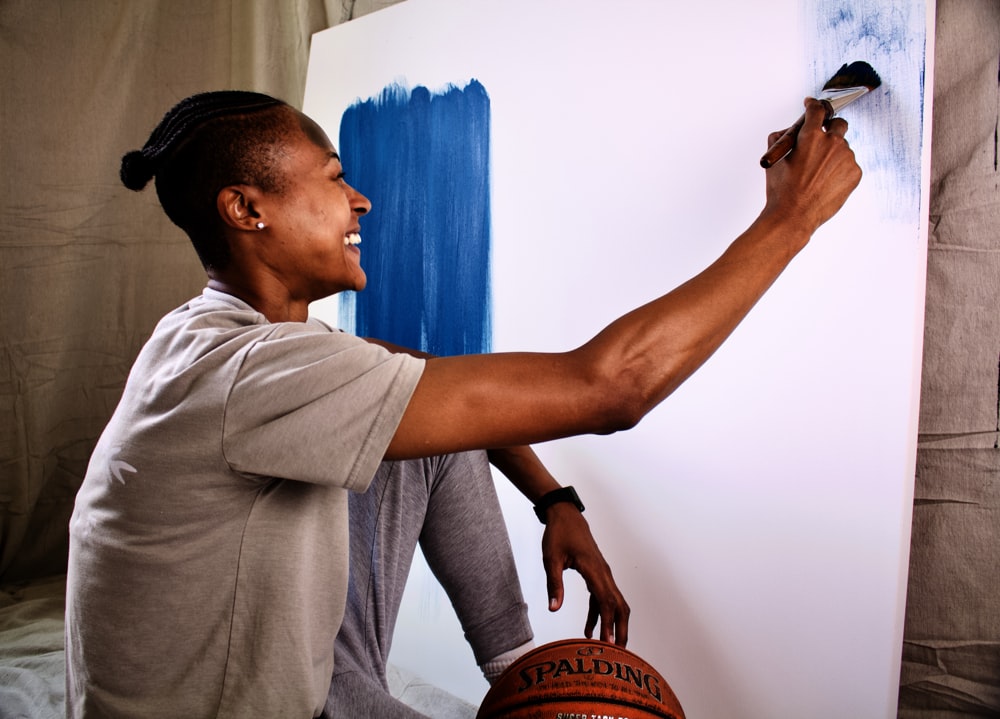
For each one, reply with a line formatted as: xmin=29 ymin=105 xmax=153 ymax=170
xmin=533 ymin=486 xmax=585 ymax=524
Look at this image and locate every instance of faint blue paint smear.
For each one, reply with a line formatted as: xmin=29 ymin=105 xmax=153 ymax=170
xmin=338 ymin=80 xmax=492 ymax=355
xmin=804 ymin=0 xmax=927 ymax=221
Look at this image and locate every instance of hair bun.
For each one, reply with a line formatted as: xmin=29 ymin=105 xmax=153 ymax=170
xmin=119 ymin=149 xmax=155 ymax=191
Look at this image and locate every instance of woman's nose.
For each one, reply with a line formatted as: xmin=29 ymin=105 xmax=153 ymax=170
xmin=350 ymin=185 xmax=372 ymax=215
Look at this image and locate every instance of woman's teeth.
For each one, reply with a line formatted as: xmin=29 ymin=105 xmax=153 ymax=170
xmin=344 ymin=233 xmax=361 ymax=246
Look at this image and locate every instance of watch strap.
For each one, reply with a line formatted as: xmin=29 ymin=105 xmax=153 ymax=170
xmin=533 ymin=486 xmax=585 ymax=524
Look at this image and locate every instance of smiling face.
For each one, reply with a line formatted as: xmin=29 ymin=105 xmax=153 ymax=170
xmin=252 ymin=108 xmax=372 ymax=303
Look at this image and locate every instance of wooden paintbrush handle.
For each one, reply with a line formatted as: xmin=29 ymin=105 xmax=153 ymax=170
xmin=760 ymin=114 xmax=806 ymax=168
xmin=759 ymin=100 xmax=834 ymax=168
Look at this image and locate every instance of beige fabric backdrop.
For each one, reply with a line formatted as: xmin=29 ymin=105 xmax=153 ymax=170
xmin=0 ymin=0 xmax=995 ymax=715
xmin=0 ymin=0 xmax=395 ymax=582
xmin=898 ymin=0 xmax=1000 ymax=715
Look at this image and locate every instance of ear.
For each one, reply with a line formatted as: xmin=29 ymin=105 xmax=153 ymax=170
xmin=216 ymin=184 xmax=265 ymax=232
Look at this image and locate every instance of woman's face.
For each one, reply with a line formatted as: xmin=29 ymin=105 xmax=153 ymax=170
xmin=256 ymin=109 xmax=372 ymax=302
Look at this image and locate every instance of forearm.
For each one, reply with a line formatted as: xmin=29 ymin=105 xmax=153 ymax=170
xmin=577 ymin=210 xmax=810 ymax=419
xmin=487 ymin=445 xmax=561 ymax=504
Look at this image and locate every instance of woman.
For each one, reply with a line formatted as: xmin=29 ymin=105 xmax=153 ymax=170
xmin=66 ymin=90 xmax=859 ymax=718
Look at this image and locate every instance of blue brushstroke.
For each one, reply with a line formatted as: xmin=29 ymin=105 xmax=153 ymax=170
xmin=338 ymin=80 xmax=492 ymax=356
xmin=804 ymin=0 xmax=927 ymax=221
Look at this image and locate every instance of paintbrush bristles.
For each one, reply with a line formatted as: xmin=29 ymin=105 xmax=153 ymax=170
xmin=822 ymin=61 xmax=882 ymax=92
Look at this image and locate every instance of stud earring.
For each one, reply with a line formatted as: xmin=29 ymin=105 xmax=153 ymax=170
xmin=256 ymin=222 xmax=265 ymax=230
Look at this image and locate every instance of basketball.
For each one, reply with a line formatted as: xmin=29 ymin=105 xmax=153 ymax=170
xmin=476 ymin=638 xmax=685 ymax=719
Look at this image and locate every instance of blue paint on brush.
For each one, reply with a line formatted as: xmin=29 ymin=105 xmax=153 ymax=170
xmin=338 ymin=80 xmax=492 ymax=355
xmin=805 ymin=0 xmax=927 ymax=221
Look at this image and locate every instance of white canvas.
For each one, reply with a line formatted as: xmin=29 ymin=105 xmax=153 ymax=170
xmin=304 ymin=1 xmax=933 ymax=716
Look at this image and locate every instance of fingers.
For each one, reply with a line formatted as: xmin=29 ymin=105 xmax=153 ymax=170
xmin=579 ymin=561 xmax=631 ymax=645
xmin=796 ymin=98 xmax=854 ymax=161
xmin=583 ymin=587 xmax=629 ymax=645
xmin=800 ymin=96 xmax=832 ymax=133
xmin=763 ymin=96 xmax=844 ymax=168
xmin=802 ymin=96 xmax=850 ymax=141
xmin=546 ymin=561 xmax=565 ymax=612
xmin=768 ymin=115 xmax=847 ymax=147
xmin=585 ymin=600 xmax=598 ymax=639
xmin=824 ymin=116 xmax=849 ymax=138
xmin=769 ymin=99 xmax=849 ymax=146
xmin=541 ymin=513 xmax=631 ymax=645
xmin=546 ymin=555 xmax=625 ymax=643
xmin=598 ymin=592 xmax=630 ymax=646
xmin=545 ymin=549 xmax=630 ymax=644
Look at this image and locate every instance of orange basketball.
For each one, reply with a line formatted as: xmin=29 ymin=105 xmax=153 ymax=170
xmin=476 ymin=638 xmax=685 ymax=719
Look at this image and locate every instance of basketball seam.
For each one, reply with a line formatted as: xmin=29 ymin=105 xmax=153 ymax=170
xmin=479 ymin=693 xmax=679 ymax=719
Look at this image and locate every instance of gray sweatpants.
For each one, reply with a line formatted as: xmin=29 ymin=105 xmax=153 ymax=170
xmin=324 ymin=451 xmax=534 ymax=718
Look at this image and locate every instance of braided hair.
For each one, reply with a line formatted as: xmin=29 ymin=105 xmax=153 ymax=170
xmin=120 ymin=90 xmax=292 ymax=271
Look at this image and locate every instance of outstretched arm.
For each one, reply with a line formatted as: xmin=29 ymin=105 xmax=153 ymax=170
xmin=387 ymin=98 xmax=861 ymax=459
xmin=487 ymin=445 xmax=630 ymax=646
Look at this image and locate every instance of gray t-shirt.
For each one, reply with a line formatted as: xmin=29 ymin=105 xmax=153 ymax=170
xmin=65 ymin=289 xmax=424 ymax=718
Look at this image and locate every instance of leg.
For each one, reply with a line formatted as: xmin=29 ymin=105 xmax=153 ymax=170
xmin=417 ymin=451 xmax=534 ymax=668
xmin=327 ymin=458 xmax=430 ymax=718
xmin=326 ymin=452 xmax=533 ymax=717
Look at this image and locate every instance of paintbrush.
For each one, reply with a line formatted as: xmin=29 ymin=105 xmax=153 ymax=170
xmin=760 ymin=60 xmax=882 ymax=168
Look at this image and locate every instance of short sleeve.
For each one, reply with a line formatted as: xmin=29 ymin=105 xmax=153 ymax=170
xmin=222 ymin=324 xmax=424 ymax=490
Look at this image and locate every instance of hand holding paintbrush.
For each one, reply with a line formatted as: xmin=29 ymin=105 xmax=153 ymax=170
xmin=760 ymin=61 xmax=881 ymax=168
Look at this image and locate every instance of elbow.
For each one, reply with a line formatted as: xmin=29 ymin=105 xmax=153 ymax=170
xmin=582 ymin=366 xmax=652 ymax=435
xmin=599 ymin=391 xmax=647 ymax=434
xmin=575 ymin=343 xmax=696 ymax=434
xmin=568 ymin=338 xmax=690 ymax=436
xmin=592 ymin=410 xmax=642 ymax=436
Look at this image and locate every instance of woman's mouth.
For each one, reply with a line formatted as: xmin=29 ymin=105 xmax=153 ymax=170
xmin=344 ymin=233 xmax=362 ymax=246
